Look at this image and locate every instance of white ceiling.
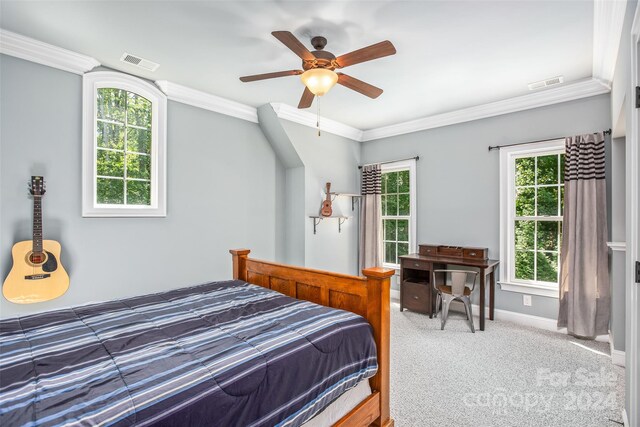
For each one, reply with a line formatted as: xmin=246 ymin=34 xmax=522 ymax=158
xmin=0 ymin=1 xmax=594 ymax=130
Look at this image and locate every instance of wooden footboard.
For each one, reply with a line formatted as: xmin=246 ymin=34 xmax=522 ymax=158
xmin=230 ymin=249 xmax=394 ymax=427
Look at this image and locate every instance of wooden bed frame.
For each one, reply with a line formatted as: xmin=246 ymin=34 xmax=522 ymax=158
xmin=230 ymin=249 xmax=394 ymax=427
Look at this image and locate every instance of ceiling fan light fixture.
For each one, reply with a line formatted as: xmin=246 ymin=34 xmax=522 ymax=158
xmin=300 ymin=68 xmax=338 ymax=96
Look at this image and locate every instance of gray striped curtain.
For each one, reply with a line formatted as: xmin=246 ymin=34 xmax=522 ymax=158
xmin=359 ymin=165 xmax=382 ymax=271
xmin=558 ymin=132 xmax=610 ymax=338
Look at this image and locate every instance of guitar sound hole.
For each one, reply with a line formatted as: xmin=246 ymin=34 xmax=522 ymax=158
xmin=29 ymin=252 xmax=45 ymax=264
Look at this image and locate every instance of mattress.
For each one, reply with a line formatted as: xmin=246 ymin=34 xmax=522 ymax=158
xmin=302 ymin=380 xmax=372 ymax=427
xmin=0 ymin=280 xmax=378 ymax=427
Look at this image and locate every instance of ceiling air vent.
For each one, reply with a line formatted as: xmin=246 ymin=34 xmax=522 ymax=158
xmin=528 ymin=76 xmax=564 ymax=91
xmin=119 ymin=53 xmax=160 ymax=72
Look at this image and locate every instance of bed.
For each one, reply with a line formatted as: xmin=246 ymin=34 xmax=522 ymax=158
xmin=0 ymin=249 xmax=394 ymax=427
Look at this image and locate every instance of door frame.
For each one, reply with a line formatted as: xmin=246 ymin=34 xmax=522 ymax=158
xmin=627 ymin=4 xmax=640 ymax=426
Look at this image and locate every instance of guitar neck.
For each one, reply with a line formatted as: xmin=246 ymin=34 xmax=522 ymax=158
xmin=33 ymin=195 xmax=43 ymax=253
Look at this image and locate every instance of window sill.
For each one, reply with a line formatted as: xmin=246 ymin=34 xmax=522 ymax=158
xmin=498 ymin=281 xmax=559 ymax=298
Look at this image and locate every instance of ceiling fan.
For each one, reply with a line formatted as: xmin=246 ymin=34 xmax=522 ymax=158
xmin=240 ymin=31 xmax=396 ymax=108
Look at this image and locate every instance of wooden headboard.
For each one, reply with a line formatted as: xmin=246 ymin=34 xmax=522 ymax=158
xmin=230 ymin=249 xmax=395 ymax=427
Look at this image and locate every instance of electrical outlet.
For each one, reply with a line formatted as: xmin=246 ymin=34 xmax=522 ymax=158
xmin=523 ymin=295 xmax=532 ymax=306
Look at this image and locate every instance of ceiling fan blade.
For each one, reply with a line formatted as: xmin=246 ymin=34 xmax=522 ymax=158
xmin=337 ymin=73 xmax=383 ymax=98
xmin=335 ymin=40 xmax=396 ymax=68
xmin=272 ymin=31 xmax=316 ymax=61
xmin=240 ymin=70 xmax=303 ymax=82
xmin=298 ymin=87 xmax=314 ymax=109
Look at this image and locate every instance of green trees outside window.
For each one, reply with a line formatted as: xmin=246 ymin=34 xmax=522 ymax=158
xmin=514 ymin=153 xmax=564 ymax=284
xmin=96 ymin=88 xmax=152 ymax=206
xmin=382 ymin=170 xmax=410 ymax=265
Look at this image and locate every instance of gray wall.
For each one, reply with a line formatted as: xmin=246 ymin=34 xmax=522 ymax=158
xmin=280 ymin=120 xmax=361 ymax=276
xmin=610 ymin=138 xmax=626 ymax=352
xmin=0 ymin=55 xmax=279 ymax=318
xmin=361 ymin=94 xmax=611 ymax=319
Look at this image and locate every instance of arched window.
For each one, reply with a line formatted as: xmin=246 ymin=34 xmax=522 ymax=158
xmin=82 ymin=71 xmax=166 ymax=217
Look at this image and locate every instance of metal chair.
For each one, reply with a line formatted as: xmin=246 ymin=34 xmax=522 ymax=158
xmin=432 ymin=270 xmax=478 ymax=333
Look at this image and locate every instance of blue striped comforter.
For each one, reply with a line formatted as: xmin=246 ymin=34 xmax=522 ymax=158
xmin=0 ymin=280 xmax=377 ymax=426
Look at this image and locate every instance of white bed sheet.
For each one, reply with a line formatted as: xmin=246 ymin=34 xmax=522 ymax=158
xmin=302 ymin=380 xmax=372 ymax=426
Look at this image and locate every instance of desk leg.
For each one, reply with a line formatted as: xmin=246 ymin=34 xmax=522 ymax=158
xmin=489 ymin=270 xmax=495 ymax=321
xmin=479 ymin=271 xmax=485 ymax=331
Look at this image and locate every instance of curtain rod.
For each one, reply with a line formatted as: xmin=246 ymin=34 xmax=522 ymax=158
xmin=488 ymin=129 xmax=611 ymax=152
xmin=358 ymin=156 xmax=420 ymax=169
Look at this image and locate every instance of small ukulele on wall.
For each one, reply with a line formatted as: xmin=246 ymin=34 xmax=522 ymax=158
xmin=3 ymin=176 xmax=69 ymax=304
xmin=321 ymin=182 xmax=333 ymax=217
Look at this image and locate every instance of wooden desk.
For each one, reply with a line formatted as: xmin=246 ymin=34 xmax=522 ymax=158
xmin=399 ymin=253 xmax=499 ymax=331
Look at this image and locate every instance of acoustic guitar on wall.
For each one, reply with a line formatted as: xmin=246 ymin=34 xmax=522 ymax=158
xmin=2 ymin=176 xmax=69 ymax=304
xmin=321 ymin=182 xmax=333 ymax=217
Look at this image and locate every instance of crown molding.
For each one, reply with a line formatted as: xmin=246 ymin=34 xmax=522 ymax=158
xmin=156 ymin=80 xmax=258 ymax=123
xmin=360 ymin=78 xmax=611 ymax=142
xmin=0 ymin=29 xmax=614 ymax=142
xmin=270 ymin=102 xmax=363 ymax=141
xmin=592 ymin=0 xmax=628 ymax=84
xmin=0 ymin=29 xmax=99 ymax=75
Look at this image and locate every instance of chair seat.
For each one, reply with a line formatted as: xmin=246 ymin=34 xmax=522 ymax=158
xmin=436 ymin=284 xmax=471 ymax=296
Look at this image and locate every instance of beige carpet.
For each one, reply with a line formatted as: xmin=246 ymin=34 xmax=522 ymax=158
xmin=389 ymin=302 xmax=625 ymax=427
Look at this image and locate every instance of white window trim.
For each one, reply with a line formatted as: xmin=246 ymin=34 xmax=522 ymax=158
xmin=82 ymin=71 xmax=167 ymax=217
xmin=381 ymin=159 xmax=417 ymax=270
xmin=499 ymin=139 xmax=564 ymax=298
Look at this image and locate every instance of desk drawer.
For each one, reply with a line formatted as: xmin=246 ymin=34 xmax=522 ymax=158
xmin=402 ymin=281 xmax=432 ymax=313
xmin=418 ymin=245 xmax=438 ymax=256
xmin=402 ymin=258 xmax=431 ymax=270
xmin=463 ymin=247 xmax=488 ymax=260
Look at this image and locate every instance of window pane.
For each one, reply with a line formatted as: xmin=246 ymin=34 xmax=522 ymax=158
xmin=127 ymin=92 xmax=152 ymax=127
xmin=97 ymin=178 xmax=124 ymax=204
xmin=515 ymin=220 xmax=535 ymax=250
xmin=386 ymin=194 xmax=398 ymax=216
xmin=126 ymin=180 xmax=151 ymax=205
xmin=537 ymin=187 xmax=559 ymax=216
xmin=398 ymin=242 xmax=409 ymax=258
xmin=515 ymin=157 xmax=535 ymax=186
xmin=537 ymin=221 xmax=559 ymax=251
xmin=385 ymin=172 xmax=398 ymax=193
xmin=515 ymin=188 xmax=535 ymax=216
xmin=560 ymin=154 xmax=565 ymax=182
xmin=385 ymin=242 xmax=396 ymax=264
xmin=398 ymin=193 xmax=410 ymax=215
xmin=97 ymin=88 xmax=126 ymax=122
xmin=397 ymin=220 xmax=409 ymax=242
xmin=560 ymin=186 xmax=565 ymax=216
xmin=537 ymin=155 xmax=558 ymax=185
xmin=126 ymin=154 xmax=151 ymax=180
xmin=381 ymin=195 xmax=387 ymax=216
xmin=127 ymin=127 xmax=151 ymax=154
xmin=515 ymin=251 xmax=534 ymax=281
xmin=384 ymin=219 xmax=396 ymax=241
xmin=97 ymin=121 xmax=124 ymax=150
xmin=398 ymin=170 xmax=409 ymax=193
xmin=536 ymin=252 xmax=558 ymax=283
xmin=97 ymin=149 xmax=124 ymax=177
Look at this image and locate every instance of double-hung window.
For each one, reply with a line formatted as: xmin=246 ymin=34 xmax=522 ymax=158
xmin=83 ymin=71 xmax=167 ymax=217
xmin=499 ymin=140 xmax=564 ymax=298
xmin=381 ymin=159 xmax=417 ymax=268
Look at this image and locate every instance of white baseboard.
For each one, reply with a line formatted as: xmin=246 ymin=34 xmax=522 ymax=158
xmin=390 ymin=289 xmax=400 ymax=301
xmin=609 ymin=335 xmax=626 ymax=367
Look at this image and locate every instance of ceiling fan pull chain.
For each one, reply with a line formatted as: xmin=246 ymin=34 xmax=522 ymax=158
xmin=317 ymin=97 xmax=321 ymax=137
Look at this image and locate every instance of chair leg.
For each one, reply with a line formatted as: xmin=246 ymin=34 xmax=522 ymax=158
xmin=435 ymin=293 xmax=441 ymax=318
xmin=462 ymin=296 xmax=475 ymax=333
xmin=441 ymin=295 xmax=453 ymax=330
